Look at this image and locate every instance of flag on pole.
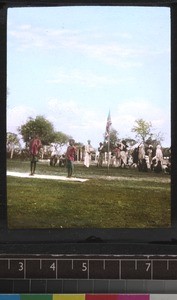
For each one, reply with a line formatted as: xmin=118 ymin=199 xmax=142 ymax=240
xmin=105 ymin=110 xmax=112 ymax=141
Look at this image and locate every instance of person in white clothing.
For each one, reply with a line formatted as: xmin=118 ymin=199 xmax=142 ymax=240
xmin=155 ymin=145 xmax=163 ymax=163
xmin=152 ymin=144 xmax=163 ymax=172
xmin=84 ymin=140 xmax=92 ymax=168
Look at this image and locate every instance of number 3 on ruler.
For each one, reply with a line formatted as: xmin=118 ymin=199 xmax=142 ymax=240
xmin=19 ymin=262 xmax=23 ymax=271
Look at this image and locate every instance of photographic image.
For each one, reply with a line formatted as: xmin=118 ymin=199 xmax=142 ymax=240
xmin=6 ymin=6 xmax=171 ymax=229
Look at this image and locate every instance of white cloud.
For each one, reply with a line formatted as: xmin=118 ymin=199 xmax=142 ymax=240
xmin=47 ymin=96 xmax=171 ymax=147
xmin=48 ymin=98 xmax=101 ymax=127
xmin=6 ymin=99 xmax=171 ymax=148
xmin=46 ymin=68 xmax=132 ymax=87
xmin=111 ymin=98 xmax=171 ymax=145
xmin=8 ymin=23 xmax=168 ymax=68
xmin=48 ymin=98 xmax=80 ymax=115
xmin=7 ymin=105 xmax=36 ymax=133
xmin=47 ymin=98 xmax=106 ymax=144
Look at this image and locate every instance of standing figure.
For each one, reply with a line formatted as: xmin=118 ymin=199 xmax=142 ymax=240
xmin=29 ymin=134 xmax=42 ymax=175
xmin=84 ymin=140 xmax=92 ymax=168
xmin=113 ymin=144 xmax=121 ymax=167
xmin=166 ymin=147 xmax=171 ymax=174
xmin=146 ymin=145 xmax=153 ymax=170
xmin=132 ymin=147 xmax=139 ymax=166
xmin=138 ymin=144 xmax=147 ymax=171
xmin=97 ymin=142 xmax=104 ymax=167
xmin=156 ymin=145 xmax=163 ymax=163
xmin=153 ymin=144 xmax=163 ymax=172
xmin=66 ymin=139 xmax=77 ymax=178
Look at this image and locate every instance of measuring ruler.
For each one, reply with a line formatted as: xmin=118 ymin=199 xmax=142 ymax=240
xmin=1 ymin=255 xmax=177 ymax=293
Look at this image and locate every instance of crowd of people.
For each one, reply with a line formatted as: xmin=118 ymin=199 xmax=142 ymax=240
xmin=130 ymin=144 xmax=170 ymax=173
xmin=107 ymin=142 xmax=171 ymax=174
xmin=29 ymin=134 xmax=171 ymax=177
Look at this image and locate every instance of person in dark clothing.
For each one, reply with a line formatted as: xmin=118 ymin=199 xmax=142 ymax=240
xmin=29 ymin=134 xmax=42 ymax=175
xmin=66 ymin=139 xmax=77 ymax=178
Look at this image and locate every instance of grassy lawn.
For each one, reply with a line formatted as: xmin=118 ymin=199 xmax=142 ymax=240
xmin=7 ymin=159 xmax=171 ymax=229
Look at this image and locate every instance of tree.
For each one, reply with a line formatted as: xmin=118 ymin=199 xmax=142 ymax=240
xmin=50 ymin=131 xmax=72 ymax=155
xmin=109 ymin=128 xmax=119 ymax=145
xmin=6 ymin=132 xmax=21 ymax=159
xmin=103 ymin=127 xmax=119 ymax=146
xmin=18 ymin=115 xmax=56 ymax=146
xmin=131 ymin=119 xmax=153 ymax=143
xmin=146 ymin=131 xmax=164 ymax=148
xmin=53 ymin=131 xmax=71 ymax=148
xmin=131 ymin=118 xmax=165 ymax=147
xmin=123 ymin=138 xmax=137 ymax=147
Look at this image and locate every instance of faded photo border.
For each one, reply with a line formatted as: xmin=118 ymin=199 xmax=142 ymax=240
xmin=2 ymin=3 xmax=176 ymax=246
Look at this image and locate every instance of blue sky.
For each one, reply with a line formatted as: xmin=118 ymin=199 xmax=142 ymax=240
xmin=7 ymin=6 xmax=171 ymax=149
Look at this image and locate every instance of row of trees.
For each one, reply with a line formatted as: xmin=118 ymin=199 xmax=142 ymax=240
xmin=7 ymin=116 xmax=72 ymax=159
xmin=19 ymin=115 xmax=71 ymax=147
xmin=108 ymin=118 xmax=164 ymax=148
xmin=7 ymin=115 xmax=167 ymax=159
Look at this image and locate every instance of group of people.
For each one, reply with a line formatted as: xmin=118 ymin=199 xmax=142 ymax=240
xmin=29 ymin=135 xmax=94 ymax=177
xmin=96 ymin=141 xmax=171 ymax=174
xmin=122 ymin=143 xmax=171 ymax=173
xmin=29 ymin=134 xmax=171 ymax=177
xmin=29 ymin=135 xmax=78 ymax=177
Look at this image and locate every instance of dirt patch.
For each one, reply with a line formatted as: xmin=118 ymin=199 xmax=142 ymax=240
xmin=7 ymin=171 xmax=170 ymax=184
xmin=93 ymin=174 xmax=171 ymax=183
xmin=6 ymin=171 xmax=88 ymax=182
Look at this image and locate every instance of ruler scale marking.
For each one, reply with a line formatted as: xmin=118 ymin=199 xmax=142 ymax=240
xmin=29 ymin=278 xmax=31 ymax=293
xmin=103 ymin=259 xmax=105 ymax=270
xmin=1 ymin=256 xmax=177 ymax=281
xmin=88 ymin=259 xmax=89 ymax=279
xmin=24 ymin=259 xmax=26 ymax=279
xmin=8 ymin=259 xmax=10 ymax=270
xmin=55 ymin=259 xmax=57 ymax=279
xmin=40 ymin=259 xmax=42 ymax=270
xmin=119 ymin=259 xmax=121 ymax=280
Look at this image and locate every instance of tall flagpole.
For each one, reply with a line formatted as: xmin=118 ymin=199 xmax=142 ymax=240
xmin=105 ymin=110 xmax=112 ymax=175
xmin=107 ymin=125 xmax=110 ymax=174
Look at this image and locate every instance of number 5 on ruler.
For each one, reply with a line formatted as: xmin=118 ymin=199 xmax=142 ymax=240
xmin=82 ymin=262 xmax=88 ymax=272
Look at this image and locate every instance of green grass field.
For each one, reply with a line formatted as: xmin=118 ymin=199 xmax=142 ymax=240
xmin=7 ymin=159 xmax=171 ymax=229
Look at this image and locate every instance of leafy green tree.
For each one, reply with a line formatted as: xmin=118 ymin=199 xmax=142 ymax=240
xmin=131 ymin=118 xmax=165 ymax=148
xmin=110 ymin=128 xmax=119 ymax=145
xmin=50 ymin=131 xmax=72 ymax=155
xmin=131 ymin=119 xmax=153 ymax=143
xmin=146 ymin=131 xmax=164 ymax=147
xmin=104 ymin=127 xmax=119 ymax=146
xmin=53 ymin=131 xmax=71 ymax=148
xmin=18 ymin=115 xmax=55 ymax=146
